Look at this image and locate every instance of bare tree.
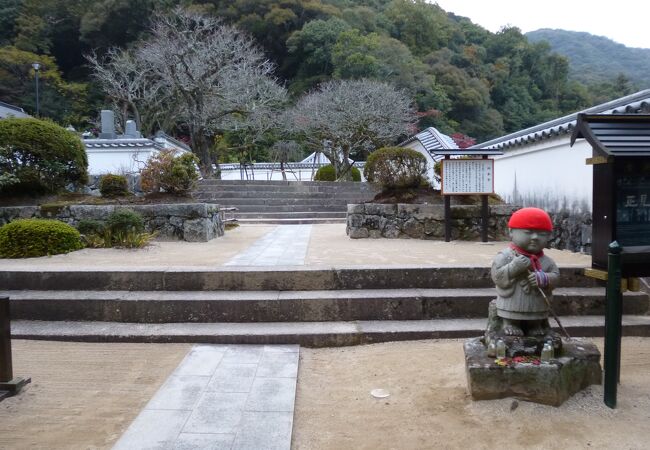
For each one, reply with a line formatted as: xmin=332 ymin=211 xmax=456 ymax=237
xmin=288 ymin=79 xmax=415 ymax=180
xmin=86 ymin=48 xmax=172 ymax=135
xmin=88 ymin=8 xmax=287 ymax=177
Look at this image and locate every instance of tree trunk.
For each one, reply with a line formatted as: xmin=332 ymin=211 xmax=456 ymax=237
xmin=337 ymin=159 xmax=354 ymax=181
xmin=191 ymin=130 xmax=214 ymax=178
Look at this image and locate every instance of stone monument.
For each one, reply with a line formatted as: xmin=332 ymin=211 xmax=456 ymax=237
xmin=464 ymin=207 xmax=602 ymax=406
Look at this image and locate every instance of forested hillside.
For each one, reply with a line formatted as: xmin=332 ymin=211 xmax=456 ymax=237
xmin=527 ymin=29 xmax=650 ymax=89
xmin=0 ymin=0 xmax=638 ymax=146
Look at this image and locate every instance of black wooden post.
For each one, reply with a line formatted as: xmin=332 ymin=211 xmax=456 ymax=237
xmin=444 ymin=155 xmax=451 ymax=242
xmin=0 ymin=296 xmax=30 ymax=397
xmin=604 ymin=241 xmax=623 ymax=409
xmin=0 ymin=297 xmax=12 ymax=383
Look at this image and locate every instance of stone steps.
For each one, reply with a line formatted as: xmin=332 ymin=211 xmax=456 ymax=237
xmin=220 ymin=205 xmax=347 ymax=213
xmin=0 ymin=267 xmax=600 ymax=291
xmin=11 ymin=316 xmax=650 ymax=347
xmin=197 ymin=198 xmax=355 ymax=206
xmin=234 ymin=211 xmax=346 ymax=220
xmin=6 ymin=267 xmax=642 ymax=347
xmin=236 ymin=218 xmax=347 ymax=225
xmin=5 ymin=288 xmax=648 ymax=323
xmin=193 ymin=180 xmax=378 ymax=224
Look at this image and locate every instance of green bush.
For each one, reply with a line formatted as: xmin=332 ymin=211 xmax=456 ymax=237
xmin=77 ymin=213 xmax=152 ymax=249
xmin=99 ymin=174 xmax=129 ymax=197
xmin=314 ymin=164 xmax=336 ymax=181
xmin=76 ymin=219 xmax=105 ymax=236
xmin=0 ymin=219 xmax=83 ymax=258
xmin=314 ymin=164 xmax=361 ymax=182
xmin=107 ymin=209 xmax=144 ymax=235
xmin=141 ymin=149 xmax=200 ymax=195
xmin=0 ymin=118 xmax=88 ymax=194
xmin=364 ymin=147 xmax=428 ymax=190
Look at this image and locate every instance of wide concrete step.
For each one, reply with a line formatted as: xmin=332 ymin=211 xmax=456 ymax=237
xmin=226 ymin=205 xmax=347 ymax=213
xmin=196 ymin=185 xmax=376 ymax=194
xmin=199 ymin=180 xmax=377 ymax=189
xmin=234 ymin=212 xmax=346 ymax=219
xmin=0 ymin=267 xmax=602 ymax=291
xmin=195 ymin=191 xmax=371 ymax=199
xmin=11 ymin=316 xmax=650 ymax=347
xmin=6 ymin=288 xmax=647 ymax=323
xmin=196 ymin=198 xmax=355 ymax=206
xmin=236 ymin=218 xmax=347 ymax=225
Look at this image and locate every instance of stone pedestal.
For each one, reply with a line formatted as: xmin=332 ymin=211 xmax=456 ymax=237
xmin=464 ymin=337 xmax=602 ymax=406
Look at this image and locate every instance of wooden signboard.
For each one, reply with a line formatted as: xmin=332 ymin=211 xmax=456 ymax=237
xmin=441 ymin=158 xmax=494 ymax=195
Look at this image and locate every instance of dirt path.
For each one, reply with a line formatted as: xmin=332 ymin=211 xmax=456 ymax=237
xmin=293 ymin=338 xmax=650 ymax=450
xmin=0 ymin=341 xmax=190 ymax=450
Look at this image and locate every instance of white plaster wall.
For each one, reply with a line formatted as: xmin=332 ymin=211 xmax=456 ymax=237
xmin=220 ymin=168 xmax=367 ymax=181
xmin=493 ymin=136 xmax=593 ymax=212
xmin=86 ymin=149 xmax=156 ymax=175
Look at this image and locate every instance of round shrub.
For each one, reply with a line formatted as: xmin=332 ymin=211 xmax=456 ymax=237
xmin=364 ymin=147 xmax=427 ymax=190
xmin=107 ymin=209 xmax=144 ymax=236
xmin=0 ymin=219 xmax=83 ymax=258
xmin=99 ymin=174 xmax=129 ymax=197
xmin=141 ymin=149 xmax=200 ymax=195
xmin=314 ymin=164 xmax=361 ymax=182
xmin=0 ymin=118 xmax=88 ymax=194
xmin=314 ymin=164 xmax=336 ymax=181
xmin=76 ymin=219 xmax=105 ymax=236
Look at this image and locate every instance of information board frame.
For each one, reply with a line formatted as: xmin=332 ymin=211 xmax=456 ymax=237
xmin=441 ymin=158 xmax=495 ymax=195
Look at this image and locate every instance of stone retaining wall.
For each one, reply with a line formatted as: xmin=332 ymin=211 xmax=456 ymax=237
xmin=0 ymin=203 xmax=224 ymax=242
xmin=346 ymin=203 xmax=516 ymax=241
xmin=346 ymin=203 xmax=593 ymax=252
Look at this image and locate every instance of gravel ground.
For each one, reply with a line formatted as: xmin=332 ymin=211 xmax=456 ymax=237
xmin=293 ymin=337 xmax=650 ymax=450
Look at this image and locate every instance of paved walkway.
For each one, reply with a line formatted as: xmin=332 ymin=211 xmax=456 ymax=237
xmin=224 ymin=225 xmax=312 ymax=266
xmin=0 ymin=224 xmax=592 ymax=269
xmin=113 ymin=344 xmax=299 ymax=450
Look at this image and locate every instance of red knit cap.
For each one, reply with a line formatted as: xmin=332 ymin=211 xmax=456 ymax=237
xmin=508 ymin=207 xmax=553 ymax=231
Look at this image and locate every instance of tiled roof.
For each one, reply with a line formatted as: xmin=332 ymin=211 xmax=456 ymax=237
xmin=83 ymin=138 xmax=161 ymax=149
xmin=0 ymin=101 xmax=30 ymax=119
xmin=473 ymin=89 xmax=650 ymax=150
xmin=400 ymin=126 xmax=501 ymax=158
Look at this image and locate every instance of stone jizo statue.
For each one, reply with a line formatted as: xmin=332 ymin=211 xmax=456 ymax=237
xmin=491 ymin=207 xmax=559 ymax=337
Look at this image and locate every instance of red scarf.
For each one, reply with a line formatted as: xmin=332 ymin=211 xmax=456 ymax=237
xmin=509 ymin=243 xmax=544 ymax=271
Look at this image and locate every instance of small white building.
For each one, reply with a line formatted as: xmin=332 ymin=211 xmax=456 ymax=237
xmin=0 ymin=101 xmax=31 ymax=119
xmin=83 ymin=110 xmax=188 ymax=175
xmin=473 ymin=90 xmax=650 ymax=212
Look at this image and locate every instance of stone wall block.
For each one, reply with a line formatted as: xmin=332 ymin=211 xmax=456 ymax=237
xmin=403 ymin=218 xmax=425 ymax=238
xmin=70 ymin=205 xmax=115 ymax=221
xmin=348 ymin=227 xmax=369 ymax=239
xmin=183 ymin=218 xmax=209 ymax=242
xmin=347 ymin=204 xmax=365 ymax=214
xmin=382 ymin=223 xmax=401 ymax=238
xmin=347 ymin=214 xmax=364 ymax=228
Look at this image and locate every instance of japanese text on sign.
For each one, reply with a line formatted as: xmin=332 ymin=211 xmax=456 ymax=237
xmin=442 ymin=159 xmax=494 ymax=194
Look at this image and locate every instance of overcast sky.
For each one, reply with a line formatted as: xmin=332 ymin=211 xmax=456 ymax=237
xmin=433 ymin=0 xmax=649 ymax=49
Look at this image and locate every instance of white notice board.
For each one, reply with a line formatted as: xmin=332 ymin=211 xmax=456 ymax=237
xmin=441 ymin=158 xmax=494 ymax=195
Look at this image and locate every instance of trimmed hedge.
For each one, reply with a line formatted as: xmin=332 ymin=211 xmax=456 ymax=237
xmin=364 ymin=147 xmax=427 ymax=190
xmin=314 ymin=164 xmax=361 ymax=182
xmin=0 ymin=118 xmax=88 ymax=194
xmin=99 ymin=174 xmax=129 ymax=197
xmin=0 ymin=219 xmax=83 ymax=258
